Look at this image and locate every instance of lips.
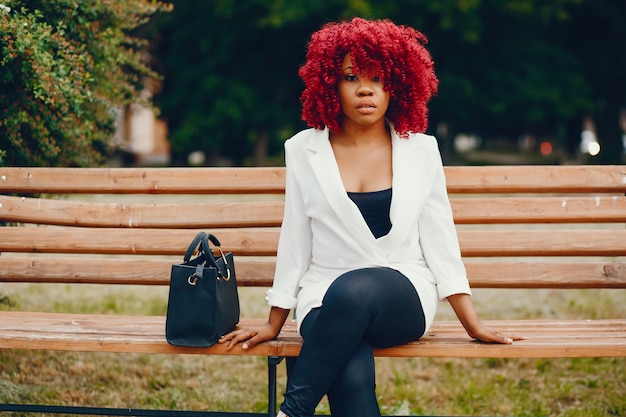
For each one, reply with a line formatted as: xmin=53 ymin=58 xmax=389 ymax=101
xmin=356 ymin=100 xmax=376 ymax=114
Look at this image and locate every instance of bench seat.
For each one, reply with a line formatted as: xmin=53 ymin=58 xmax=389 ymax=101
xmin=1 ymin=311 xmax=624 ymax=358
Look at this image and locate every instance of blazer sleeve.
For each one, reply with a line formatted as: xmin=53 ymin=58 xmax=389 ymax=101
xmin=418 ymin=139 xmax=472 ymax=300
xmin=265 ymin=139 xmax=313 ymax=309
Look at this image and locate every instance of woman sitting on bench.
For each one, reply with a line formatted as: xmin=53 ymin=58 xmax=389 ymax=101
xmin=220 ymin=16 xmax=522 ymax=417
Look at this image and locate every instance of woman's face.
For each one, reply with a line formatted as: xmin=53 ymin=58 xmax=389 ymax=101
xmin=337 ymin=53 xmax=390 ymax=130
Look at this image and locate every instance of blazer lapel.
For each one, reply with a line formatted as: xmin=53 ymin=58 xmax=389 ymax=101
xmin=380 ymin=131 xmax=436 ymax=251
xmin=304 ymin=128 xmax=437 ymax=260
xmin=306 ymin=129 xmax=382 ymax=251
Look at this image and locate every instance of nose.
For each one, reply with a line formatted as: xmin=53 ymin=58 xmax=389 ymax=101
xmin=357 ymin=79 xmax=374 ymax=96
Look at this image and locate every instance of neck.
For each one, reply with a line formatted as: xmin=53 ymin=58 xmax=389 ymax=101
xmin=332 ymin=120 xmax=391 ymax=147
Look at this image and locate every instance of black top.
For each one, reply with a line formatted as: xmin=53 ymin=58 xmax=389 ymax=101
xmin=347 ymin=188 xmax=393 ymax=239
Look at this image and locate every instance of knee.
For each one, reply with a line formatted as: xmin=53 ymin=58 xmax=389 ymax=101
xmin=323 ymin=269 xmax=378 ymax=308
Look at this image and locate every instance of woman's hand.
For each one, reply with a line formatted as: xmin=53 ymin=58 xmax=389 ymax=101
xmin=218 ymin=306 xmax=291 ymax=351
xmin=447 ymin=293 xmax=524 ymax=344
xmin=463 ymin=320 xmax=523 ymax=344
xmin=219 ymin=322 xmax=280 ymax=350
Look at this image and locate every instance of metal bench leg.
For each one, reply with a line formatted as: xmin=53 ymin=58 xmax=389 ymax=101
xmin=268 ymin=356 xmax=284 ymax=417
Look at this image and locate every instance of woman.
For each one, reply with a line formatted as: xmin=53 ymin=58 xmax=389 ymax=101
xmin=220 ymin=17 xmax=521 ymax=417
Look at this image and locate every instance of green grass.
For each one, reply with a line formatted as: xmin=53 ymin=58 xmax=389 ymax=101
xmin=1 ymin=283 xmax=625 ymax=416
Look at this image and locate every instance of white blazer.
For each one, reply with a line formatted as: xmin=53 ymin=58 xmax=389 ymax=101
xmin=266 ymin=127 xmax=471 ymax=332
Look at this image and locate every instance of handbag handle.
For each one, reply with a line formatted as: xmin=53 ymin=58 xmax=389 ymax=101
xmin=200 ymin=233 xmax=232 ymax=281
xmin=183 ymin=231 xmax=207 ymax=262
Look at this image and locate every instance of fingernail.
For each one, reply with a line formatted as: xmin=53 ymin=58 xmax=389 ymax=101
xmin=242 ymin=343 xmax=249 ymax=350
xmin=505 ymin=338 xmax=513 ymax=344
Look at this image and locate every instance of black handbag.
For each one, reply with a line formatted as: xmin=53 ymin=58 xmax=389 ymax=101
xmin=165 ymin=231 xmax=240 ymax=347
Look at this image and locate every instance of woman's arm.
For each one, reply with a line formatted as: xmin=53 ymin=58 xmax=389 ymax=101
xmin=447 ymin=293 xmax=523 ymax=344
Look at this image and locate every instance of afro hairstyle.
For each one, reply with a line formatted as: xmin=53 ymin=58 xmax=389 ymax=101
xmin=298 ymin=17 xmax=439 ymax=137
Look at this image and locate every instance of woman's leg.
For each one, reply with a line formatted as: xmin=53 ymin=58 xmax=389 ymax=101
xmin=326 ymin=339 xmax=378 ymax=416
xmin=280 ymin=267 xmax=426 ymax=417
xmin=295 ymin=309 xmax=379 ymax=416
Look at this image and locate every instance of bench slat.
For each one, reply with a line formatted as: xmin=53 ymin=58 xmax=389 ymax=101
xmin=443 ymin=165 xmax=626 ymax=193
xmin=464 ymin=261 xmax=626 ymax=288
xmin=0 ymin=228 xmax=280 ymax=256
xmin=2 ymin=257 xmax=626 ymax=288
xmin=0 ymin=196 xmax=284 ymax=228
xmin=452 ymin=195 xmax=626 ymax=223
xmin=277 ymin=319 xmax=626 ymax=358
xmin=1 ymin=228 xmax=625 ymax=256
xmin=0 ymin=312 xmax=623 ymax=359
xmin=0 ymin=257 xmax=277 ymax=286
xmin=2 ymin=166 xmax=625 ymax=194
xmin=458 ymin=229 xmax=626 ymax=256
xmin=0 ymin=167 xmax=286 ymax=194
xmin=3 ymin=195 xmax=626 ymax=227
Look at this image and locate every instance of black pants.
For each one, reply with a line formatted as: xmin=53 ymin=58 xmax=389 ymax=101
xmin=280 ymin=267 xmax=426 ymax=417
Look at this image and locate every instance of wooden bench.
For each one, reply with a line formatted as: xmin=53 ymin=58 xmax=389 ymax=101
xmin=1 ymin=165 xmax=625 ymax=416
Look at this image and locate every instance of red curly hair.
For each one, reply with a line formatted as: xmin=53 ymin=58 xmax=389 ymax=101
xmin=298 ymin=17 xmax=438 ymax=137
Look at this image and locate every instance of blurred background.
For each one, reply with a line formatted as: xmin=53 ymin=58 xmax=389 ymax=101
xmin=2 ymin=0 xmax=625 ymax=167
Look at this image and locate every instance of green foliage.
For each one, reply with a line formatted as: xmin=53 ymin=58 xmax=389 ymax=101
xmin=3 ymin=0 xmax=622 ymax=166
xmin=429 ymin=2 xmax=592 ymax=135
xmin=0 ymin=0 xmax=171 ymax=167
xmin=152 ymin=0 xmax=624 ymax=165
xmin=151 ymin=0 xmax=380 ymax=166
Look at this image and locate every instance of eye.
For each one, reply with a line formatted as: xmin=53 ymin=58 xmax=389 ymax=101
xmin=371 ymin=75 xmax=382 ymax=82
xmin=344 ymin=74 xmax=358 ymax=81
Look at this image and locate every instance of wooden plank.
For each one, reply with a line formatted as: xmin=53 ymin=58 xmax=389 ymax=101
xmin=3 ymin=195 xmax=626 ymax=227
xmin=1 ymin=228 xmax=625 ymax=257
xmin=0 ymin=167 xmax=286 ymax=194
xmin=444 ymin=165 xmax=626 ymax=193
xmin=0 ymin=227 xmax=281 ymax=256
xmin=451 ymin=195 xmax=626 ymax=224
xmin=0 ymin=312 xmax=624 ymax=358
xmin=464 ymin=261 xmax=626 ymax=288
xmin=0 ymin=313 xmax=282 ymax=356
xmin=2 ymin=166 xmax=625 ymax=195
xmin=0 ymin=195 xmax=285 ymax=228
xmin=2 ymin=258 xmax=626 ymax=289
xmin=458 ymin=229 xmax=626 ymax=257
xmin=0 ymin=257 xmax=277 ymax=287
xmin=278 ymin=319 xmax=626 ymax=358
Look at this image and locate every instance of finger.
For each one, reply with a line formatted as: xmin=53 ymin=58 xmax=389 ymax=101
xmin=242 ymin=336 xmax=256 ymax=350
xmin=218 ymin=333 xmax=235 ymax=343
xmin=495 ymin=331 xmax=525 ymax=344
xmin=227 ymin=330 xmax=257 ymax=350
xmin=245 ymin=327 xmax=279 ymax=349
xmin=218 ymin=330 xmax=244 ymax=350
xmin=224 ymin=334 xmax=246 ymax=350
xmin=218 ymin=329 xmax=245 ymax=343
xmin=491 ymin=330 xmax=512 ymax=344
xmin=226 ymin=337 xmax=240 ymax=350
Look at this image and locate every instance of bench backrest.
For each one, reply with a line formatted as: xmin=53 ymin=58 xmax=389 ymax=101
xmin=1 ymin=166 xmax=625 ymax=290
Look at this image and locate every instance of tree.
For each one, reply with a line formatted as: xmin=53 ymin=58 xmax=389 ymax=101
xmin=560 ymin=0 xmax=626 ymax=163
xmin=152 ymin=0 xmax=624 ymax=166
xmin=150 ymin=0 xmax=374 ymax=166
xmin=371 ymin=1 xmax=589 ymax=156
xmin=0 ymin=0 xmax=171 ymax=167
xmin=376 ymin=0 xmax=626 ymax=163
